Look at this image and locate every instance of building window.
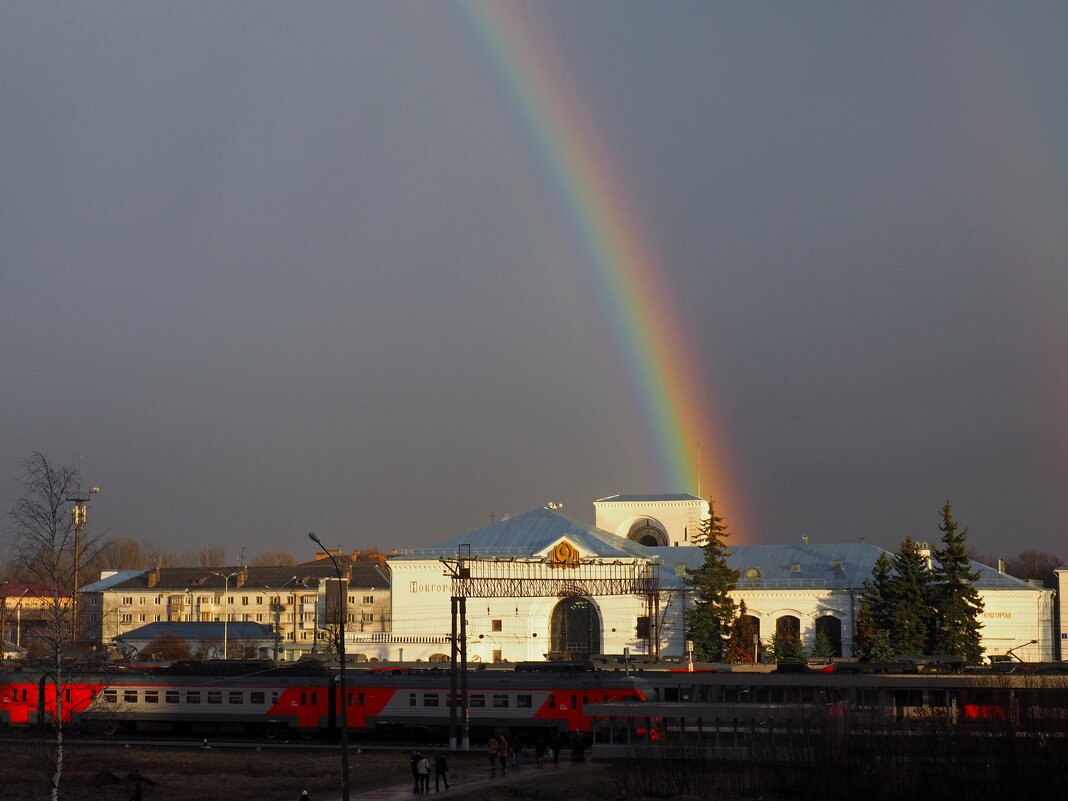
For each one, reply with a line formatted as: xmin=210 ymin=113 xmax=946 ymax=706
xmin=491 ymin=619 xmax=502 ymax=632
xmin=363 ymin=595 xmax=374 ymax=604
xmin=227 ymin=596 xmax=234 ymax=605
xmin=636 ymin=616 xmax=650 ymax=639
xmin=120 ymin=614 xmax=132 ymax=623
xmin=89 ymin=596 xmax=97 ymax=606
xmin=122 ymin=597 xmax=133 ymax=605
xmin=362 ymin=612 xmax=374 ymax=623
xmin=155 ymin=596 xmax=162 ymax=605
xmin=256 ymin=596 xmax=263 ymax=605
xmin=242 ymin=597 xmax=249 ymax=606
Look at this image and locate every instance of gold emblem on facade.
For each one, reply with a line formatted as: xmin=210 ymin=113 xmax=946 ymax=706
xmin=550 ymin=540 xmax=580 ymax=568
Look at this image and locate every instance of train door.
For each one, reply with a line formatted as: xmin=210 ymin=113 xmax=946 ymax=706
xmin=550 ymin=597 xmax=601 ymax=660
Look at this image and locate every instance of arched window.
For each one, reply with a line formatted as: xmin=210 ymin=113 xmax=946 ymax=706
xmin=626 ymin=518 xmax=668 ymax=547
xmin=775 ymin=615 xmax=800 ymax=642
xmin=814 ymin=616 xmax=843 ymax=657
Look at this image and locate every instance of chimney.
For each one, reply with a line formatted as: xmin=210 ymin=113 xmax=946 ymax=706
xmin=237 ymin=568 xmax=247 ymax=588
xmin=147 ymin=566 xmax=160 ymax=588
xmin=997 ymin=559 xmax=1006 ymax=573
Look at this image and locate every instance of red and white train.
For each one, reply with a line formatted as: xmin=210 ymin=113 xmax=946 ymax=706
xmin=0 ymin=660 xmax=650 ymax=738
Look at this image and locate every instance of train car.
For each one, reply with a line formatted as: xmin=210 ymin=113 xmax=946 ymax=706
xmin=0 ymin=660 xmax=651 ymax=738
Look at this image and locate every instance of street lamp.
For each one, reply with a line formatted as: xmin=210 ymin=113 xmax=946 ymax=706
xmin=308 ymin=532 xmax=349 ymax=801
xmin=67 ymin=486 xmax=100 ymax=642
xmin=265 ymin=576 xmax=299 ymax=664
xmin=210 ymin=571 xmax=238 ymax=658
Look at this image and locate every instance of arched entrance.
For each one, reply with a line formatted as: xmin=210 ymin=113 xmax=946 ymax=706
xmin=549 ymin=597 xmax=601 ymax=660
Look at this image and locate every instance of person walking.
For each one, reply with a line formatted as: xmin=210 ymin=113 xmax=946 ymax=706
xmin=534 ymin=735 xmax=546 ymax=768
xmin=410 ymin=751 xmax=422 ymax=792
xmin=417 ymin=754 xmax=431 ymax=794
xmin=434 ymin=753 xmax=450 ymax=792
xmin=511 ymin=733 xmax=523 ymax=768
xmin=549 ymin=731 xmax=561 ymax=765
xmin=497 ymin=733 xmax=510 ymax=774
xmin=486 ymin=736 xmax=499 ymax=773
xmin=298 ymin=792 xmax=309 ymax=801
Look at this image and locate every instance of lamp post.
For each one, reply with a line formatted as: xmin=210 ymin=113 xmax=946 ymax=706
xmin=210 ymin=571 xmax=238 ymax=658
xmin=266 ymin=576 xmax=298 ymax=664
xmin=308 ymin=532 xmax=349 ymax=801
xmin=66 ymin=486 xmax=100 ymax=642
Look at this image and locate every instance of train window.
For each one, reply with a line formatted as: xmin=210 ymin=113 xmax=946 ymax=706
xmin=582 ymin=695 xmax=589 ymax=705
xmin=470 ymin=694 xmax=485 ymax=708
xmin=124 ymin=691 xmax=138 ymax=703
xmin=663 ymin=687 xmax=679 ymax=702
xmin=208 ymin=691 xmax=222 ymax=704
xmin=165 ymin=691 xmax=180 ymax=704
xmin=571 ymin=695 xmax=577 ymax=709
xmin=547 ymin=695 xmax=555 ymax=709
xmin=300 ymin=692 xmax=307 ymax=706
xmin=492 ymin=695 xmax=509 ymax=708
xmin=187 ymin=691 xmax=201 ymax=704
xmin=228 ymin=691 xmax=242 ymax=704
xmin=104 ymin=690 xmax=117 ymax=703
xmin=358 ymin=693 xmax=364 ymax=706
xmin=409 ymin=693 xmax=417 ymax=707
xmin=272 ymin=691 xmax=279 ymax=705
xmin=423 ymin=694 xmax=440 ymax=707
xmin=65 ymin=690 xmax=71 ymax=703
xmin=250 ymin=692 xmax=265 ymax=704
xmin=145 ymin=691 xmax=158 ymax=704
xmin=346 ymin=692 xmax=353 ymax=707
xmin=517 ymin=695 xmax=532 ymax=708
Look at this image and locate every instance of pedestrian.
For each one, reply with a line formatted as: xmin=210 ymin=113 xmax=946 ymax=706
xmin=298 ymin=792 xmax=309 ymax=801
xmin=487 ymin=736 xmax=499 ymax=773
xmin=511 ymin=733 xmax=523 ymax=768
xmin=129 ymin=784 xmax=143 ymax=801
xmin=417 ymin=754 xmax=431 ymax=793
xmin=410 ymin=751 xmax=422 ymax=792
xmin=549 ymin=730 xmax=561 ymax=765
xmin=534 ymin=735 xmax=546 ymax=768
xmin=569 ymin=730 xmax=580 ymax=761
xmin=434 ymin=753 xmax=450 ymax=792
xmin=497 ymin=733 xmax=509 ymax=774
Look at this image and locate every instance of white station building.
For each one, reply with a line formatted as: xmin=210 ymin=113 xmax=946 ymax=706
xmin=378 ymin=495 xmax=1058 ymax=664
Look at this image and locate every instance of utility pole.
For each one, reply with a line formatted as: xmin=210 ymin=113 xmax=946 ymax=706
xmin=67 ymin=486 xmax=100 ymax=643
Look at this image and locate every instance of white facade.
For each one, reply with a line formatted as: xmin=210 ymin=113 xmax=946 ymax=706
xmin=594 ymin=494 xmax=707 ymax=547
xmin=1058 ymin=568 xmax=1068 ymax=661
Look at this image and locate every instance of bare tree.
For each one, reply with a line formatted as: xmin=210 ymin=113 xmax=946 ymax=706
xmin=197 ymin=546 xmax=226 ymax=568
xmin=6 ymin=452 xmax=101 ymax=801
xmin=250 ymin=550 xmax=297 ymax=567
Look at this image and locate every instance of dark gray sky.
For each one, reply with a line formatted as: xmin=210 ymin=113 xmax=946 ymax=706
xmin=3 ymin=2 xmax=1066 ymax=561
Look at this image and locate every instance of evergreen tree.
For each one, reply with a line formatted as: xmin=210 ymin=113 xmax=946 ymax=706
xmin=929 ymin=501 xmax=984 ymax=661
xmin=725 ymin=600 xmax=759 ymax=663
xmin=683 ymin=499 xmax=739 ymax=661
xmin=811 ymin=629 xmax=835 ymax=659
xmin=854 ymin=553 xmax=894 ymax=661
xmin=888 ymin=537 xmax=933 ymax=656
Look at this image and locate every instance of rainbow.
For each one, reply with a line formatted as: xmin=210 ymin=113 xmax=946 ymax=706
xmin=453 ymin=0 xmax=750 ymax=536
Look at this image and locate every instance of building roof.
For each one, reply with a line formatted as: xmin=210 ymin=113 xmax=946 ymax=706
xmin=81 ymin=570 xmax=145 ymax=593
xmin=395 ymin=507 xmax=654 ymax=560
xmin=595 ymin=494 xmax=702 ymax=503
xmin=115 ymin=621 xmax=277 ymax=643
xmin=652 ymin=543 xmax=1046 ymax=591
xmin=87 ymin=563 xmax=390 ymax=593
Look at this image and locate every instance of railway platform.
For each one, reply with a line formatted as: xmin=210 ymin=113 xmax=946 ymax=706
xmin=327 ymin=754 xmax=596 ymax=801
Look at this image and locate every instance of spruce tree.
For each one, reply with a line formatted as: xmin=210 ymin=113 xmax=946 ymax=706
xmin=929 ymin=501 xmax=984 ymax=661
xmin=855 ymin=553 xmax=894 ymax=660
xmin=888 ymin=537 xmax=933 ymax=656
xmin=683 ymin=499 xmax=739 ymax=661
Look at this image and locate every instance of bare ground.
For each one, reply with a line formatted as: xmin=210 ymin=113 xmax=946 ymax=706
xmin=0 ymin=741 xmax=491 ymax=801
